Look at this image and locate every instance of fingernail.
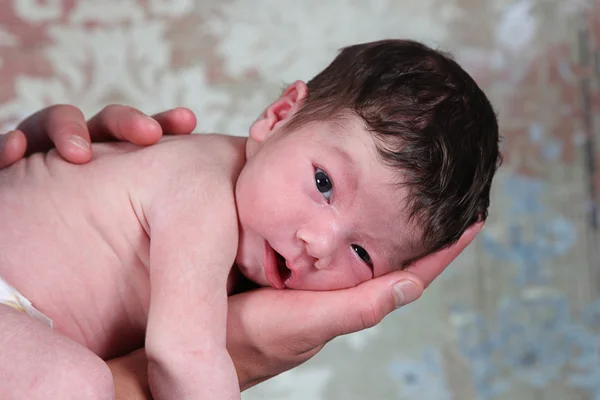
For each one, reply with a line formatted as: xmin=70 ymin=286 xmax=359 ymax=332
xmin=67 ymin=135 xmax=90 ymax=151
xmin=393 ymin=280 xmax=420 ymax=308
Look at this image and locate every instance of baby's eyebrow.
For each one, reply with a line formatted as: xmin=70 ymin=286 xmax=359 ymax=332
xmin=330 ymin=147 xmax=360 ymax=197
xmin=332 ymin=147 xmax=354 ymax=169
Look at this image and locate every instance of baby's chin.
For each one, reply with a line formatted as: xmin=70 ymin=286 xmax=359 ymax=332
xmin=233 ymin=262 xmax=270 ymax=288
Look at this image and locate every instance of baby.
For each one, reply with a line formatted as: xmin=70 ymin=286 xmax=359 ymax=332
xmin=0 ymin=39 xmax=500 ymax=399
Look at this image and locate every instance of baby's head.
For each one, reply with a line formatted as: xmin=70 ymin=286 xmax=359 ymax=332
xmin=234 ymin=39 xmax=500 ymax=291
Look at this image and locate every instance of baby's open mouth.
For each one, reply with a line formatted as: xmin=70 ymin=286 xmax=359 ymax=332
xmin=275 ymin=252 xmax=292 ymax=284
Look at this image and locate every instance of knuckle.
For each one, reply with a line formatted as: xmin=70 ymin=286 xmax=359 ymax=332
xmin=45 ymin=106 xmax=87 ymax=138
xmin=48 ymin=104 xmax=83 ymax=117
xmin=100 ymin=104 xmax=143 ymax=130
xmin=99 ymin=104 xmax=139 ymax=120
xmin=103 ymin=104 xmax=140 ymax=116
xmin=99 ymin=104 xmax=121 ymax=116
xmin=358 ymin=302 xmax=384 ymax=330
xmin=285 ymin=337 xmax=315 ymax=356
xmin=53 ymin=122 xmax=86 ymax=138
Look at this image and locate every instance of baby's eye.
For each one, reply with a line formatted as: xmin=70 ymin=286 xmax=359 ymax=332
xmin=315 ymin=168 xmax=333 ymax=201
xmin=352 ymin=244 xmax=373 ymax=267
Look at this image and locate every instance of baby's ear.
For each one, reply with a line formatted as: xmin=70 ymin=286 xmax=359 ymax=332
xmin=249 ymin=81 xmax=308 ymax=142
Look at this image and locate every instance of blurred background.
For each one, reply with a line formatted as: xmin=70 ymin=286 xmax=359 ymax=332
xmin=0 ymin=0 xmax=599 ymax=399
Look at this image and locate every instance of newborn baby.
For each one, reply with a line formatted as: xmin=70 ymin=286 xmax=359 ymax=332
xmin=0 ymin=39 xmax=500 ymax=399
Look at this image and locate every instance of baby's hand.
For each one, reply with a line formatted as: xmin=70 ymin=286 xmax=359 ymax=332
xmin=0 ymin=104 xmax=196 ymax=168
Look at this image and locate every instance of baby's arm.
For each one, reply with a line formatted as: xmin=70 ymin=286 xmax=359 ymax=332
xmin=144 ymin=163 xmax=240 ymax=400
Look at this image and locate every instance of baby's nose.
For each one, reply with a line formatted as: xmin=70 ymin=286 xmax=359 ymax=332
xmin=313 ymin=258 xmax=331 ymax=270
xmin=296 ymin=220 xmax=341 ymax=262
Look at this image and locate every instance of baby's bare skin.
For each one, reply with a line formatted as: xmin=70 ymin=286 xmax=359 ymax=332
xmin=0 ymin=134 xmax=247 ymax=397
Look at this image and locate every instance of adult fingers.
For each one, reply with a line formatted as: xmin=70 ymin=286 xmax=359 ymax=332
xmin=86 ymin=105 xmax=196 ymax=145
xmin=291 ymin=221 xmax=483 ymax=343
xmin=16 ymin=105 xmax=92 ymax=164
xmin=0 ymin=131 xmax=27 ymax=168
xmin=241 ymin=223 xmax=483 ymax=351
xmin=230 ymin=271 xmax=423 ymax=355
xmin=86 ymin=105 xmax=163 ymax=145
xmin=297 ymin=272 xmax=423 ymax=341
xmin=150 ymin=107 xmax=196 ymax=135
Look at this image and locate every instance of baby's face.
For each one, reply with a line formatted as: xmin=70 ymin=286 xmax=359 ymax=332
xmin=234 ymin=115 xmax=421 ymax=291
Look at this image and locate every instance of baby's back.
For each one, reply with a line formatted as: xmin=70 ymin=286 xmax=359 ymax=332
xmin=0 ymin=134 xmax=245 ymax=359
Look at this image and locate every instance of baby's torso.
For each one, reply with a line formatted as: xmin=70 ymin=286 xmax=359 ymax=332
xmin=0 ymin=134 xmax=246 ymax=359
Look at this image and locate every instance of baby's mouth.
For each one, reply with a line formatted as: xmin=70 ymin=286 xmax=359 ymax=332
xmin=275 ymin=252 xmax=292 ymax=285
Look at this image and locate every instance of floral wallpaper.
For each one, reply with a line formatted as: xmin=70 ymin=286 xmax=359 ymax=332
xmin=0 ymin=0 xmax=599 ymax=399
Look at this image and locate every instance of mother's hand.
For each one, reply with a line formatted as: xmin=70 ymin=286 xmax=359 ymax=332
xmin=0 ymin=104 xmax=196 ymax=167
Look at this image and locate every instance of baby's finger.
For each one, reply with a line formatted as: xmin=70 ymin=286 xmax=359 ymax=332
xmin=0 ymin=131 xmax=27 ymax=168
xmin=151 ymin=107 xmax=197 ymax=135
xmin=17 ymin=105 xmax=92 ymax=163
xmin=87 ymin=105 xmax=162 ymax=145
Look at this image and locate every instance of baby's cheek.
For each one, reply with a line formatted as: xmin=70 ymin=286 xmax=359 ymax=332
xmin=290 ymin=269 xmax=360 ymax=291
xmin=353 ymin=265 xmax=374 ymax=285
xmin=329 ymin=264 xmax=371 ymax=289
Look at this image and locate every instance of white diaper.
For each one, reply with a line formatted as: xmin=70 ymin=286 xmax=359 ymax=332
xmin=0 ymin=276 xmax=53 ymax=328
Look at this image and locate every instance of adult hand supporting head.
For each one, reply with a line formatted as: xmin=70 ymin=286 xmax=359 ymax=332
xmin=0 ymin=104 xmax=196 ymax=168
xmin=227 ymin=222 xmax=482 ymax=390
xmin=104 ymin=222 xmax=481 ymax=397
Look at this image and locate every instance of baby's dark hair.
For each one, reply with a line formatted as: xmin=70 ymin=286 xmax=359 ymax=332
xmin=285 ymin=39 xmax=501 ymax=257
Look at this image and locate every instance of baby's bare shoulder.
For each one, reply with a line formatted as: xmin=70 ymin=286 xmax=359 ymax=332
xmin=142 ymin=135 xmax=245 ymax=262
xmin=85 ymin=134 xmax=246 ymax=189
xmin=136 ymin=133 xmax=246 ymax=220
xmin=137 ymin=134 xmax=246 ymax=175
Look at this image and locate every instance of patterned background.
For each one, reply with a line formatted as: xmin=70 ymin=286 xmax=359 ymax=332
xmin=1 ymin=1 xmax=599 ymax=399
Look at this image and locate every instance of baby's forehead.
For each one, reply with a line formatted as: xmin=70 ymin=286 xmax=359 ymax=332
xmin=311 ymin=119 xmax=384 ymax=164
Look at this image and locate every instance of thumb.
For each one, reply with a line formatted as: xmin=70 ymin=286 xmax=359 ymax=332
xmin=405 ymin=221 xmax=483 ymax=286
xmin=260 ymin=272 xmax=423 ymax=351
xmin=314 ymin=272 xmax=423 ymax=340
xmin=227 ymin=272 xmax=423 ymax=357
xmin=312 ymin=222 xmax=482 ymax=343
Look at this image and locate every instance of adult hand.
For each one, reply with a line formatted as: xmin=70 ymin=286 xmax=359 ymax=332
xmin=105 ymin=222 xmax=481 ymax=398
xmin=228 ymin=222 xmax=482 ymax=390
xmin=0 ymin=104 xmax=197 ymax=168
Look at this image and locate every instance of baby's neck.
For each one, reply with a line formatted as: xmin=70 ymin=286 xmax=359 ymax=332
xmin=227 ymin=264 xmax=259 ymax=295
